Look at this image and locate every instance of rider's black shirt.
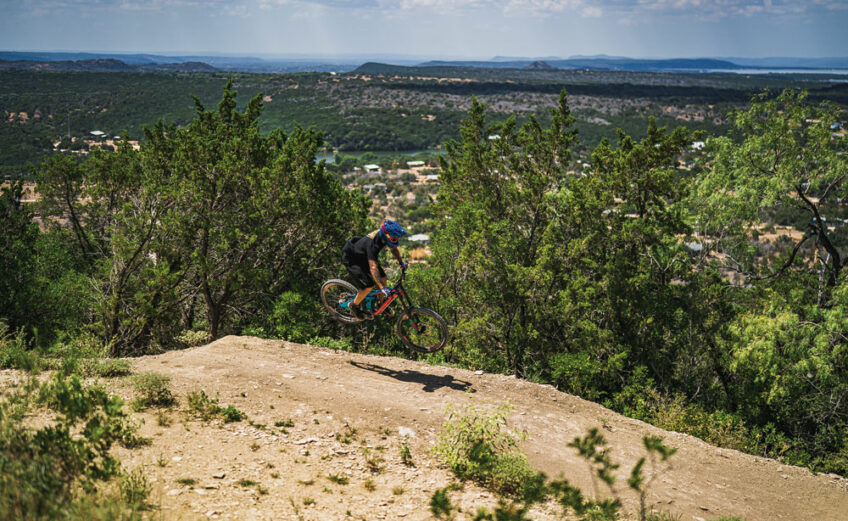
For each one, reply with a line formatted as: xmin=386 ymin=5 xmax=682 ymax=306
xmin=343 ymin=231 xmax=387 ymax=268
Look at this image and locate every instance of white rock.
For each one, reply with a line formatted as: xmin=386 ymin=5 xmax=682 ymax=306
xmin=398 ymin=427 xmax=416 ymax=438
xmin=282 ymin=374 xmax=295 ymax=379
xmin=475 ymin=370 xmax=484 ymax=375
xmin=213 ymin=472 xmax=226 ymax=479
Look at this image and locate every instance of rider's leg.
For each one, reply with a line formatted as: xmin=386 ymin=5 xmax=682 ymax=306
xmin=353 ymin=286 xmax=372 ymax=306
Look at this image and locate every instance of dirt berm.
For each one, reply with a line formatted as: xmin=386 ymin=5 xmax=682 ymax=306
xmin=114 ymin=336 xmax=848 ymax=520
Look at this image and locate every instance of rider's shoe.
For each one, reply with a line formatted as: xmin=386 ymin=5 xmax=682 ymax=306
xmin=350 ymin=302 xmax=374 ymax=321
xmin=350 ymin=302 xmax=366 ymax=321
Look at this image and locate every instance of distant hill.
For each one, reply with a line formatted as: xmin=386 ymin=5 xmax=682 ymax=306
xmin=415 ymin=57 xmax=741 ymax=72
xmin=0 ymin=58 xmax=217 ymax=72
xmin=0 ymin=52 xmax=357 ymax=73
xmin=526 ymin=60 xmax=554 ymax=70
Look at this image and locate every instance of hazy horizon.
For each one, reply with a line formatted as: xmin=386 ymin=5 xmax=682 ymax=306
xmin=2 ymin=1 xmax=846 ymax=60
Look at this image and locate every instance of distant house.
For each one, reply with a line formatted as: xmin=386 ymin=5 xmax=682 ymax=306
xmin=831 ymin=122 xmax=841 ymax=131
xmin=487 ymin=134 xmax=501 ymax=140
xmin=409 ymin=233 xmax=430 ymax=244
xmin=425 ymin=174 xmax=439 ymax=181
xmin=407 ymin=160 xmax=425 ymax=168
xmin=89 ymin=130 xmax=106 ymax=138
xmin=364 ymin=164 xmax=381 ymax=174
xmin=372 ymin=182 xmax=387 ymax=192
xmin=691 ymin=141 xmax=706 ymax=150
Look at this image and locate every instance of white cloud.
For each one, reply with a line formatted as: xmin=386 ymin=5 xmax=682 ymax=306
xmin=581 ymin=5 xmax=602 ymax=17
xmin=9 ymin=0 xmax=845 ymax=20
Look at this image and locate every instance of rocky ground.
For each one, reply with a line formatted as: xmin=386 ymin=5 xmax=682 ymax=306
xmin=15 ymin=335 xmax=848 ymax=520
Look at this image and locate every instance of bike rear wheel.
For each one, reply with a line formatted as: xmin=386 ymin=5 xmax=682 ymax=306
xmin=321 ymin=279 xmax=360 ymax=324
xmin=396 ymin=307 xmax=448 ymax=353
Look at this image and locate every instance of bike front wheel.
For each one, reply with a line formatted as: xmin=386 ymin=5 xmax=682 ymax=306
xmin=396 ymin=307 xmax=448 ymax=353
xmin=321 ymin=279 xmax=360 ymax=324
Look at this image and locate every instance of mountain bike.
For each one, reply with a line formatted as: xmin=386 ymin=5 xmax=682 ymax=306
xmin=320 ymin=268 xmax=449 ymax=353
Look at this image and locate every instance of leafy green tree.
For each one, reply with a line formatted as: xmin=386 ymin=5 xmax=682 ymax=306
xmin=426 ymin=91 xmax=577 ymax=376
xmin=696 ymin=89 xmax=848 ymax=301
xmin=145 ymin=80 xmax=369 ymax=339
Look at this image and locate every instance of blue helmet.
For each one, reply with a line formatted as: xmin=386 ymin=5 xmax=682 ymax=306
xmin=379 ymin=219 xmax=407 ymax=249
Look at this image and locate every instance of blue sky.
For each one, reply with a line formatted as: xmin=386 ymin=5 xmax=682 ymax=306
xmin=2 ymin=0 xmax=846 ymax=59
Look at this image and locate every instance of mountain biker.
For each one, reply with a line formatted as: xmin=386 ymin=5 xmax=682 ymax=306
xmin=342 ymin=219 xmax=409 ymax=320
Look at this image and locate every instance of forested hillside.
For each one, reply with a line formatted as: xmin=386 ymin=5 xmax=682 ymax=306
xmin=4 ymin=67 xmax=848 ymax=177
xmin=3 ymin=74 xmax=848 ymax=505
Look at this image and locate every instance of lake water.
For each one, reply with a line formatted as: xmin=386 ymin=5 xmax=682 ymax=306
xmin=710 ymin=68 xmax=848 ymax=75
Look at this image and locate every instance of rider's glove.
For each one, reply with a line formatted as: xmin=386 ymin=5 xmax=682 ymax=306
xmin=399 ymin=261 xmax=409 ymax=270
xmin=380 ymin=288 xmax=392 ymax=298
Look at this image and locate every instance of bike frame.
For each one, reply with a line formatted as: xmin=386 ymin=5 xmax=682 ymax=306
xmin=361 ymin=268 xmax=414 ymax=317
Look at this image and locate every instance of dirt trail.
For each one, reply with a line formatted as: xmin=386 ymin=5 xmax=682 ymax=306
xmin=117 ymin=336 xmax=847 ymax=520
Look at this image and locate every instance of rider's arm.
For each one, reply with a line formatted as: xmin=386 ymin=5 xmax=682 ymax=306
xmin=368 ymin=259 xmax=384 ymax=289
xmin=391 ymin=247 xmax=403 ymax=265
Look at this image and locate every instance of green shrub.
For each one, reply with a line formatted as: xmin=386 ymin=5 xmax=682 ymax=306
xmin=433 ymin=402 xmax=536 ymax=496
xmin=130 ymin=372 xmax=175 ymax=410
xmin=221 ymin=404 xmax=246 ymax=423
xmin=80 ymin=359 xmax=132 ymax=378
xmin=308 ymin=336 xmax=355 ymax=351
xmin=187 ymin=389 xmax=221 ymax=420
xmin=0 ymin=373 xmax=142 ymax=520
xmin=176 ymin=329 xmax=211 ymax=348
xmin=186 ymin=389 xmax=246 ymax=423
xmin=0 ymin=325 xmax=41 ymax=372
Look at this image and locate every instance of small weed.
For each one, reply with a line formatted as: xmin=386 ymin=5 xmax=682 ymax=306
xmin=430 ymin=487 xmax=454 ymax=519
xmin=237 ymin=479 xmax=257 ymax=487
xmin=365 ymin=453 xmax=384 ymax=473
xmin=327 ymin=473 xmax=349 ymax=485
xmin=156 ymin=454 xmax=168 ymax=467
xmin=275 ymin=419 xmax=294 ymax=428
xmin=363 ymin=478 xmax=376 ymax=492
xmin=119 ymin=468 xmax=151 ymax=508
xmin=302 ymin=497 xmax=315 ymax=506
xmin=313 ymin=418 xmax=320 ymax=425
xmin=250 ymin=442 xmax=260 ymax=452
xmin=270 ymin=404 xmax=275 ymax=409
xmin=322 ymin=486 xmax=333 ymax=494
xmin=392 ymin=486 xmax=405 ymax=496
xmin=257 ymin=484 xmax=269 ymax=495
xmin=157 ymin=410 xmax=172 ymax=426
xmin=120 ymin=426 xmax=152 ymax=449
xmin=399 ymin=437 xmax=414 ymax=466
xmin=176 ymin=477 xmax=197 ymax=486
xmin=271 ymin=472 xmax=280 ymax=479
xmin=250 ymin=421 xmax=266 ymax=430
xmin=297 ymin=479 xmax=315 ymax=486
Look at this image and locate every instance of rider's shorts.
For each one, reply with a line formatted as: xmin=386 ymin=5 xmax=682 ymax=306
xmin=343 ymin=257 xmax=386 ymax=290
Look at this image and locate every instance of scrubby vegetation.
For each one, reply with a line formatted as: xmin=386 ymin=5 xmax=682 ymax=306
xmin=0 ymin=373 xmax=147 ymax=520
xmin=431 ymin=403 xmax=690 ymax=521
xmin=3 ymin=62 xmax=848 ymax=521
